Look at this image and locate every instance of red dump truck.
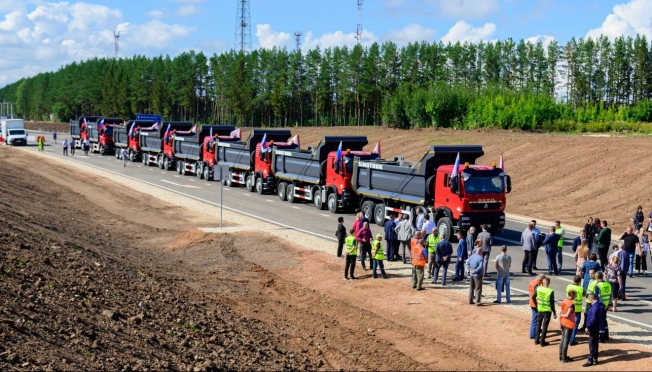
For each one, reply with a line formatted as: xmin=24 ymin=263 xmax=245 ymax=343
xmin=169 ymin=125 xmax=239 ymax=180
xmin=70 ymin=116 xmax=101 ymax=148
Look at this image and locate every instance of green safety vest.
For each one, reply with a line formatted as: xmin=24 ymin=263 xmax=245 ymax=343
xmin=597 ymin=281 xmax=612 ymax=307
xmin=587 ymin=279 xmax=598 ymax=295
xmin=345 ymin=236 xmax=357 ymax=255
xmin=556 ymin=227 xmax=564 ymax=247
xmin=566 ymin=284 xmax=584 ymax=313
xmin=536 ymin=286 xmax=554 ymax=313
xmin=372 ymin=240 xmax=385 ymax=260
xmin=427 ymin=233 xmax=440 ymax=253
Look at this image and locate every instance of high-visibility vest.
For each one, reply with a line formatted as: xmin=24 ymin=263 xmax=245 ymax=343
xmin=372 ymin=241 xmax=385 ymax=260
xmin=528 ymin=279 xmax=540 ymax=308
xmin=345 ymin=236 xmax=357 ymax=255
xmin=587 ymin=279 xmax=598 ymax=295
xmin=560 ymin=299 xmax=576 ymax=329
xmin=411 ymin=238 xmax=426 ymax=267
xmin=427 ymin=233 xmax=440 ymax=253
xmin=556 ymin=227 xmax=564 ymax=247
xmin=597 ymin=281 xmax=612 ymax=307
xmin=566 ymin=284 xmax=584 ymax=313
xmin=536 ymin=286 xmax=554 ymax=312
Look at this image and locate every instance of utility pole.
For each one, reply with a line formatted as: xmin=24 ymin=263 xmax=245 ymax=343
xmin=114 ymin=31 xmax=120 ymax=59
xmin=356 ymin=0 xmax=363 ymax=44
xmin=235 ymin=0 xmax=252 ymax=53
xmin=293 ymin=30 xmax=302 ymax=51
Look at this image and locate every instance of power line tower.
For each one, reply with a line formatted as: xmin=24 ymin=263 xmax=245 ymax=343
xmin=293 ymin=31 xmax=302 ymax=51
xmin=356 ymin=0 xmax=363 ymax=44
xmin=235 ymin=0 xmax=252 ymax=53
xmin=114 ymin=31 xmax=120 ymax=59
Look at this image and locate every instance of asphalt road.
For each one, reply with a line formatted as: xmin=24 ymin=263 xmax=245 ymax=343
xmin=16 ymin=132 xmax=652 ymax=330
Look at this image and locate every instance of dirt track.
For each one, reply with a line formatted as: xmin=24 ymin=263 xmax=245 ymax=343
xmin=2 ymin=147 xmax=651 ymax=371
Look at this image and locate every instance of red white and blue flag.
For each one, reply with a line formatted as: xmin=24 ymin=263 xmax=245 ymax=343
xmin=97 ymin=119 xmax=105 ymax=130
xmin=260 ymin=133 xmax=269 ymax=152
xmin=152 ymin=122 xmax=160 ymax=130
xmin=230 ymin=128 xmax=241 ymax=139
xmin=335 ymin=141 xmax=343 ymax=163
xmin=499 ymin=153 xmax=507 ymax=188
xmin=163 ymin=124 xmax=171 ymax=140
xmin=449 ymin=152 xmax=460 ymax=187
xmin=289 ymin=134 xmax=300 ymax=147
xmin=82 ymin=118 xmax=87 ymax=128
xmin=190 ymin=125 xmax=197 ymax=134
xmin=372 ymin=141 xmax=381 ymax=157
xmin=128 ymin=122 xmax=135 ymax=136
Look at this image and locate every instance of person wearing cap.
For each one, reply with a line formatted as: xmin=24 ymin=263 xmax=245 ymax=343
xmin=371 ymin=234 xmax=388 ymax=279
xmin=433 ymin=233 xmax=453 ymax=285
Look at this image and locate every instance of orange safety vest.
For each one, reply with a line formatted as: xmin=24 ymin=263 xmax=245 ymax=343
xmin=528 ymin=279 xmax=540 ymax=308
xmin=411 ymin=238 xmax=426 ymax=267
xmin=560 ymin=299 xmax=576 ymax=329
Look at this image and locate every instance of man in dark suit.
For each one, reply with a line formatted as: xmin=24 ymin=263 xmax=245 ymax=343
xmin=584 ymin=293 xmax=605 ymax=367
xmin=543 ymin=226 xmax=561 ymax=275
xmin=384 ymin=214 xmax=399 ymax=261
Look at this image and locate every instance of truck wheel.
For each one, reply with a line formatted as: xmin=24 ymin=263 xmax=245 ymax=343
xmin=163 ymin=157 xmax=169 ymax=170
xmin=115 ymin=149 xmax=120 ymax=159
xmin=142 ymin=154 xmax=148 ymax=165
xmin=180 ymin=161 xmax=187 ymax=176
xmin=245 ymin=174 xmax=254 ymax=192
xmin=287 ymin=185 xmax=297 ymax=203
xmin=225 ymin=170 xmax=233 ymax=187
xmin=129 ymin=150 xmax=135 ymax=162
xmin=255 ymin=177 xmax=264 ymax=195
xmin=437 ymin=217 xmax=453 ymax=241
xmin=314 ymin=189 xmax=326 ymax=210
xmin=159 ymin=155 xmax=166 ymax=169
xmin=278 ymin=182 xmax=287 ymax=201
xmin=176 ymin=160 xmax=181 ymax=174
xmin=374 ymin=204 xmax=386 ymax=227
xmin=100 ymin=146 xmax=105 ymax=155
xmin=327 ymin=193 xmax=338 ymax=214
xmin=362 ymin=201 xmax=376 ymax=223
xmin=196 ymin=163 xmax=204 ymax=179
xmin=204 ymin=165 xmax=212 ymax=181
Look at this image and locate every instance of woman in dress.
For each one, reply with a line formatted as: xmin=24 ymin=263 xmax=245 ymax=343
xmin=605 ymin=256 xmax=623 ymax=311
xmin=636 ymin=228 xmax=648 ymax=275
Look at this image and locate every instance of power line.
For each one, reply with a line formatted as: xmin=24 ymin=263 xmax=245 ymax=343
xmin=235 ymin=0 xmax=252 ymax=53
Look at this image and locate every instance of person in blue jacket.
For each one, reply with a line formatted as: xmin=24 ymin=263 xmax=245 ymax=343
xmin=583 ymin=293 xmax=605 ymax=367
xmin=453 ymin=231 xmax=468 ymax=281
xmin=384 ymin=213 xmax=399 ymax=261
xmin=543 ymin=226 xmax=561 ymax=275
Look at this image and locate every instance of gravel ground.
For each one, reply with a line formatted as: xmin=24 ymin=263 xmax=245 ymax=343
xmin=16 ymin=146 xmax=652 ymax=350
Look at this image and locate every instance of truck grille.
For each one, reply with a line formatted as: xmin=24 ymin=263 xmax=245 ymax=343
xmin=469 ymin=201 xmax=501 ymax=210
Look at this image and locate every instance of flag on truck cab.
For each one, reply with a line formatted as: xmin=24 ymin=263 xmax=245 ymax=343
xmin=190 ymin=125 xmax=197 ymax=134
xmin=372 ymin=141 xmax=381 ymax=157
xmin=82 ymin=118 xmax=87 ymax=128
xmin=230 ymin=128 xmax=241 ymax=139
xmin=499 ymin=153 xmax=506 ymax=188
xmin=208 ymin=127 xmax=214 ymax=145
xmin=336 ymin=141 xmax=343 ymax=163
xmin=163 ymin=124 xmax=171 ymax=140
xmin=98 ymin=119 xmax=105 ymax=130
xmin=260 ymin=133 xmax=269 ymax=152
xmin=152 ymin=122 xmax=160 ymax=130
xmin=449 ymin=152 xmax=460 ymax=187
xmin=289 ymin=134 xmax=300 ymax=147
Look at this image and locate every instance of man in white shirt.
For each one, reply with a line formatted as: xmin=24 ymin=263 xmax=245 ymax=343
xmin=422 ymin=215 xmax=436 ymax=239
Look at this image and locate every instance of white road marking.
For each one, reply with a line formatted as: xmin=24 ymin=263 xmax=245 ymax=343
xmin=242 ymin=193 xmax=250 ymax=196
xmin=320 ymin=214 xmax=329 ymax=217
xmin=206 ymin=183 xmax=212 ymax=186
xmin=137 ymin=166 xmax=142 ymax=168
xmin=174 ymin=175 xmax=180 ymax=178
xmin=148 ymin=169 xmax=153 ymax=171
xmin=161 ymin=172 xmax=166 ymax=174
xmin=189 ymin=179 xmax=195 ymax=181
xmin=160 ymin=179 xmax=200 ymax=189
xmin=266 ymin=199 xmax=274 ymax=202
xmin=292 ymin=206 xmax=300 ymax=209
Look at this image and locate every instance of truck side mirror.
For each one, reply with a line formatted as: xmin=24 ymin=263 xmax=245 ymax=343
xmin=506 ymin=175 xmax=512 ymax=194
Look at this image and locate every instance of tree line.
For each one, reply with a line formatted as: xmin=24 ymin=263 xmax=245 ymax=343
xmin=2 ymin=34 xmax=652 ymax=131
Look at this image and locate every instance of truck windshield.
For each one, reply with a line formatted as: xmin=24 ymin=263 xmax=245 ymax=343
xmin=462 ymin=170 xmax=504 ymax=194
xmin=9 ymin=130 xmax=25 ymax=135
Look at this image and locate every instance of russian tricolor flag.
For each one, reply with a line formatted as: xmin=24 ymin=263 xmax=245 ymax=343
xmin=230 ymin=128 xmax=241 ymax=139
xmin=260 ymin=133 xmax=269 ymax=152
xmin=372 ymin=141 xmax=381 ymax=157
xmin=289 ymin=134 xmax=300 ymax=147
xmin=97 ymin=119 xmax=105 ymax=130
xmin=163 ymin=124 xmax=171 ymax=140
xmin=128 ymin=122 xmax=135 ymax=136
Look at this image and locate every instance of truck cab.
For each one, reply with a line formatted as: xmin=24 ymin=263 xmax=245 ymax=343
xmin=0 ymin=119 xmax=27 ymax=146
xmin=88 ymin=118 xmax=122 ymax=155
xmin=435 ymin=163 xmax=511 ymax=238
xmin=70 ymin=115 xmax=101 ymax=148
xmin=331 ymin=150 xmax=380 ymax=209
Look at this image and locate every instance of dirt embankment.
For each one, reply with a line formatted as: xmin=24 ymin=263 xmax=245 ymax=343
xmin=24 ymin=122 xmax=68 ymax=133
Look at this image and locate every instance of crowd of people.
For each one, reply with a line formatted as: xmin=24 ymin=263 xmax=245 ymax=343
xmin=335 ymin=208 xmax=650 ymax=367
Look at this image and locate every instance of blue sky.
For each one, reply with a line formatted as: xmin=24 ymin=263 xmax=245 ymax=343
xmin=1 ymin=0 xmax=651 ymax=86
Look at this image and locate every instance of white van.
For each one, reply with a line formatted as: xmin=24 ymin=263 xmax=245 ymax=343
xmin=0 ymin=119 xmax=27 ymax=146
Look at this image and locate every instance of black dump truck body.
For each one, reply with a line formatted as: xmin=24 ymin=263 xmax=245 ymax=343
xmin=272 ymin=136 xmax=368 ymax=185
xmin=352 ymin=145 xmax=485 ymax=206
xmin=140 ymin=122 xmax=192 ymax=153
xmin=216 ymin=129 xmax=292 ymax=171
xmin=174 ymin=125 xmax=235 ymax=161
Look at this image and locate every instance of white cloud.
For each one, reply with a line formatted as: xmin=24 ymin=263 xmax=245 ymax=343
xmin=147 ymin=9 xmax=168 ymax=19
xmin=171 ymin=0 xmax=205 ymax=2
xmin=424 ymin=0 xmax=499 ymax=18
xmin=0 ymin=2 xmax=195 ymax=87
xmin=382 ymin=23 xmax=436 ymax=46
xmin=526 ymin=35 xmax=556 ymax=47
xmin=303 ymin=29 xmax=378 ymax=50
xmin=586 ymin=0 xmax=652 ymax=39
xmin=440 ymin=20 xmax=496 ymax=44
xmin=174 ymin=5 xmax=201 ymax=18
xmin=256 ymin=23 xmax=292 ymax=49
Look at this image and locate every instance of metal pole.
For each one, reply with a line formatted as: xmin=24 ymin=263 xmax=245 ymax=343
xmin=220 ymin=167 xmax=223 ymax=229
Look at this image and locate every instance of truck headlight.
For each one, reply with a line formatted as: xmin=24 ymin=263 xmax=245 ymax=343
xmin=500 ymin=215 xmax=505 ymax=219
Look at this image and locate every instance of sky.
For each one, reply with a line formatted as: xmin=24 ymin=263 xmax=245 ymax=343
xmin=1 ymin=0 xmax=652 ymax=87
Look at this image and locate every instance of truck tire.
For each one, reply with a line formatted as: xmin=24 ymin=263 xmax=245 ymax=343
xmin=374 ymin=204 xmax=386 ymax=227
xmin=256 ymin=177 xmax=264 ymax=195
xmin=100 ymin=146 xmax=105 ymax=155
xmin=180 ymin=161 xmax=187 ymax=176
xmin=362 ymin=201 xmax=376 ymax=223
xmin=437 ymin=216 xmax=453 ymax=242
xmin=278 ymin=182 xmax=287 ymax=201
xmin=196 ymin=163 xmax=204 ymax=179
xmin=204 ymin=165 xmax=212 ymax=181
xmin=129 ymin=150 xmax=135 ymax=162
xmin=314 ymin=189 xmax=326 ymax=210
xmin=327 ymin=193 xmax=338 ymax=214
xmin=245 ymin=174 xmax=254 ymax=192
xmin=115 ymin=149 xmax=120 ymax=159
xmin=287 ymin=184 xmax=297 ymax=203
xmin=164 ymin=157 xmax=170 ymax=170
xmin=225 ymin=170 xmax=233 ymax=187
xmin=176 ymin=160 xmax=182 ymax=174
